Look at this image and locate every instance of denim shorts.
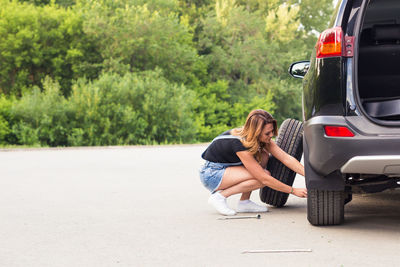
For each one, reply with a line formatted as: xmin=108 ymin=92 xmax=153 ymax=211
xmin=199 ymin=161 xmax=243 ymax=193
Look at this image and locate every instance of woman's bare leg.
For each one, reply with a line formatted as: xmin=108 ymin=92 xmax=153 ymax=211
xmin=222 ymin=178 xmax=263 ymax=198
xmin=240 ymin=191 xmax=251 ymax=201
xmin=216 ymin=165 xmax=269 ymax=198
xmin=237 ymin=151 xmax=270 ymax=200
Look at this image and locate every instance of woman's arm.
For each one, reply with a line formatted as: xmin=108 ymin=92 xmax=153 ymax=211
xmin=236 ymin=150 xmax=307 ymax=197
xmin=266 ymin=140 xmax=305 ymax=176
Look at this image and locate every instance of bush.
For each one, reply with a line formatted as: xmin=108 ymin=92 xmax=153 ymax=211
xmin=11 ymin=77 xmax=69 ymax=146
xmin=68 ymin=70 xmax=196 ymax=145
xmin=0 ymin=98 xmax=11 ymax=143
xmin=9 ymin=71 xmax=196 ymax=146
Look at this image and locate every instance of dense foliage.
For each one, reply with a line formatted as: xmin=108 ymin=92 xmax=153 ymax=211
xmin=0 ymin=0 xmax=334 ymax=146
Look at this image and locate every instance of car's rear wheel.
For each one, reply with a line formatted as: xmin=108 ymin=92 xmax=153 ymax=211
xmin=307 ymin=189 xmax=345 ymax=225
xmin=259 ymin=118 xmax=303 ymax=207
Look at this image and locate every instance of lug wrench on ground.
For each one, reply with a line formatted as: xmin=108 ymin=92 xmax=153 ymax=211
xmin=217 ymin=214 xmax=261 ymax=220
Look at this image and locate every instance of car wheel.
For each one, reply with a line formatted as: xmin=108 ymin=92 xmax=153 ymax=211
xmin=307 ymin=189 xmax=345 ymax=225
xmin=259 ymin=118 xmax=303 ymax=207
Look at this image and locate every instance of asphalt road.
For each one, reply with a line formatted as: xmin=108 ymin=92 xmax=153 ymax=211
xmin=1 ymin=145 xmax=399 ymax=267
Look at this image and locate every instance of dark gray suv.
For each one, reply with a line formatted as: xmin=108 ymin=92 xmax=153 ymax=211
xmin=287 ymin=0 xmax=400 ymax=225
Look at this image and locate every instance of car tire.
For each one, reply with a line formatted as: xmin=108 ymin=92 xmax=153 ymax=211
xmin=259 ymin=118 xmax=303 ymax=207
xmin=307 ymin=189 xmax=345 ymax=225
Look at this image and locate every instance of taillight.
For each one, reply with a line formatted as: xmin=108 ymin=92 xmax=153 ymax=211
xmin=324 ymin=126 xmax=355 ymax=137
xmin=316 ymin=27 xmax=343 ymax=58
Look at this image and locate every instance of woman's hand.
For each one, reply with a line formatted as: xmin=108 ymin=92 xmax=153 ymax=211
xmin=292 ymin=188 xmax=307 ymax=198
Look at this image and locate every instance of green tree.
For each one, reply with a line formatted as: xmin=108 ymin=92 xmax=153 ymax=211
xmin=18 ymin=0 xmax=76 ymax=7
xmin=0 ymin=0 xmax=100 ymax=96
xmin=79 ymin=0 xmax=200 ymax=85
xmin=291 ymin=0 xmax=335 ymax=33
xmin=196 ymin=1 xmax=307 ymax=126
xmin=198 ymin=6 xmax=271 ymax=99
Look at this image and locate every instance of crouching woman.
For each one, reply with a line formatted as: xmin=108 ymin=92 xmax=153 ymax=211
xmin=199 ymin=109 xmax=307 ymax=216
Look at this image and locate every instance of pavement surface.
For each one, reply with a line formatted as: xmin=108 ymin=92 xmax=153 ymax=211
xmin=0 ymin=144 xmax=400 ymax=267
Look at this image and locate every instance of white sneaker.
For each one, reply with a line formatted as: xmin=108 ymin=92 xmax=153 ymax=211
xmin=208 ymin=192 xmax=236 ymax=216
xmin=236 ymin=200 xmax=268 ymax=213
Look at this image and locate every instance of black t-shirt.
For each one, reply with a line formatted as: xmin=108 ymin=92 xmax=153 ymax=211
xmin=201 ymin=130 xmax=248 ymax=163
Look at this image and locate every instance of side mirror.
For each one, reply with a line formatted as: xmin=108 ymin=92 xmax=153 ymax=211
xmin=288 ymin=61 xmax=310 ymax=79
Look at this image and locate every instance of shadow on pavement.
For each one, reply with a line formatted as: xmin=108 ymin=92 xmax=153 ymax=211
xmin=341 ymin=190 xmax=400 ymax=230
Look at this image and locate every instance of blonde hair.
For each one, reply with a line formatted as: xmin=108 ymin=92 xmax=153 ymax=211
xmin=232 ymin=109 xmax=277 ymax=161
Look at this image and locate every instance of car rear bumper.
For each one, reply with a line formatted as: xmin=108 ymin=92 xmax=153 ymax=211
xmin=304 ymin=115 xmax=400 ymax=177
xmin=341 ymin=155 xmax=400 ymax=175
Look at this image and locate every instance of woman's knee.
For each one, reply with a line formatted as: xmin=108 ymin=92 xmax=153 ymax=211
xmin=243 ymin=179 xmax=263 ymax=189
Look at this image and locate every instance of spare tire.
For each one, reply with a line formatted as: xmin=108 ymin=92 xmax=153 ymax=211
xmin=259 ymin=118 xmax=303 ymax=207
